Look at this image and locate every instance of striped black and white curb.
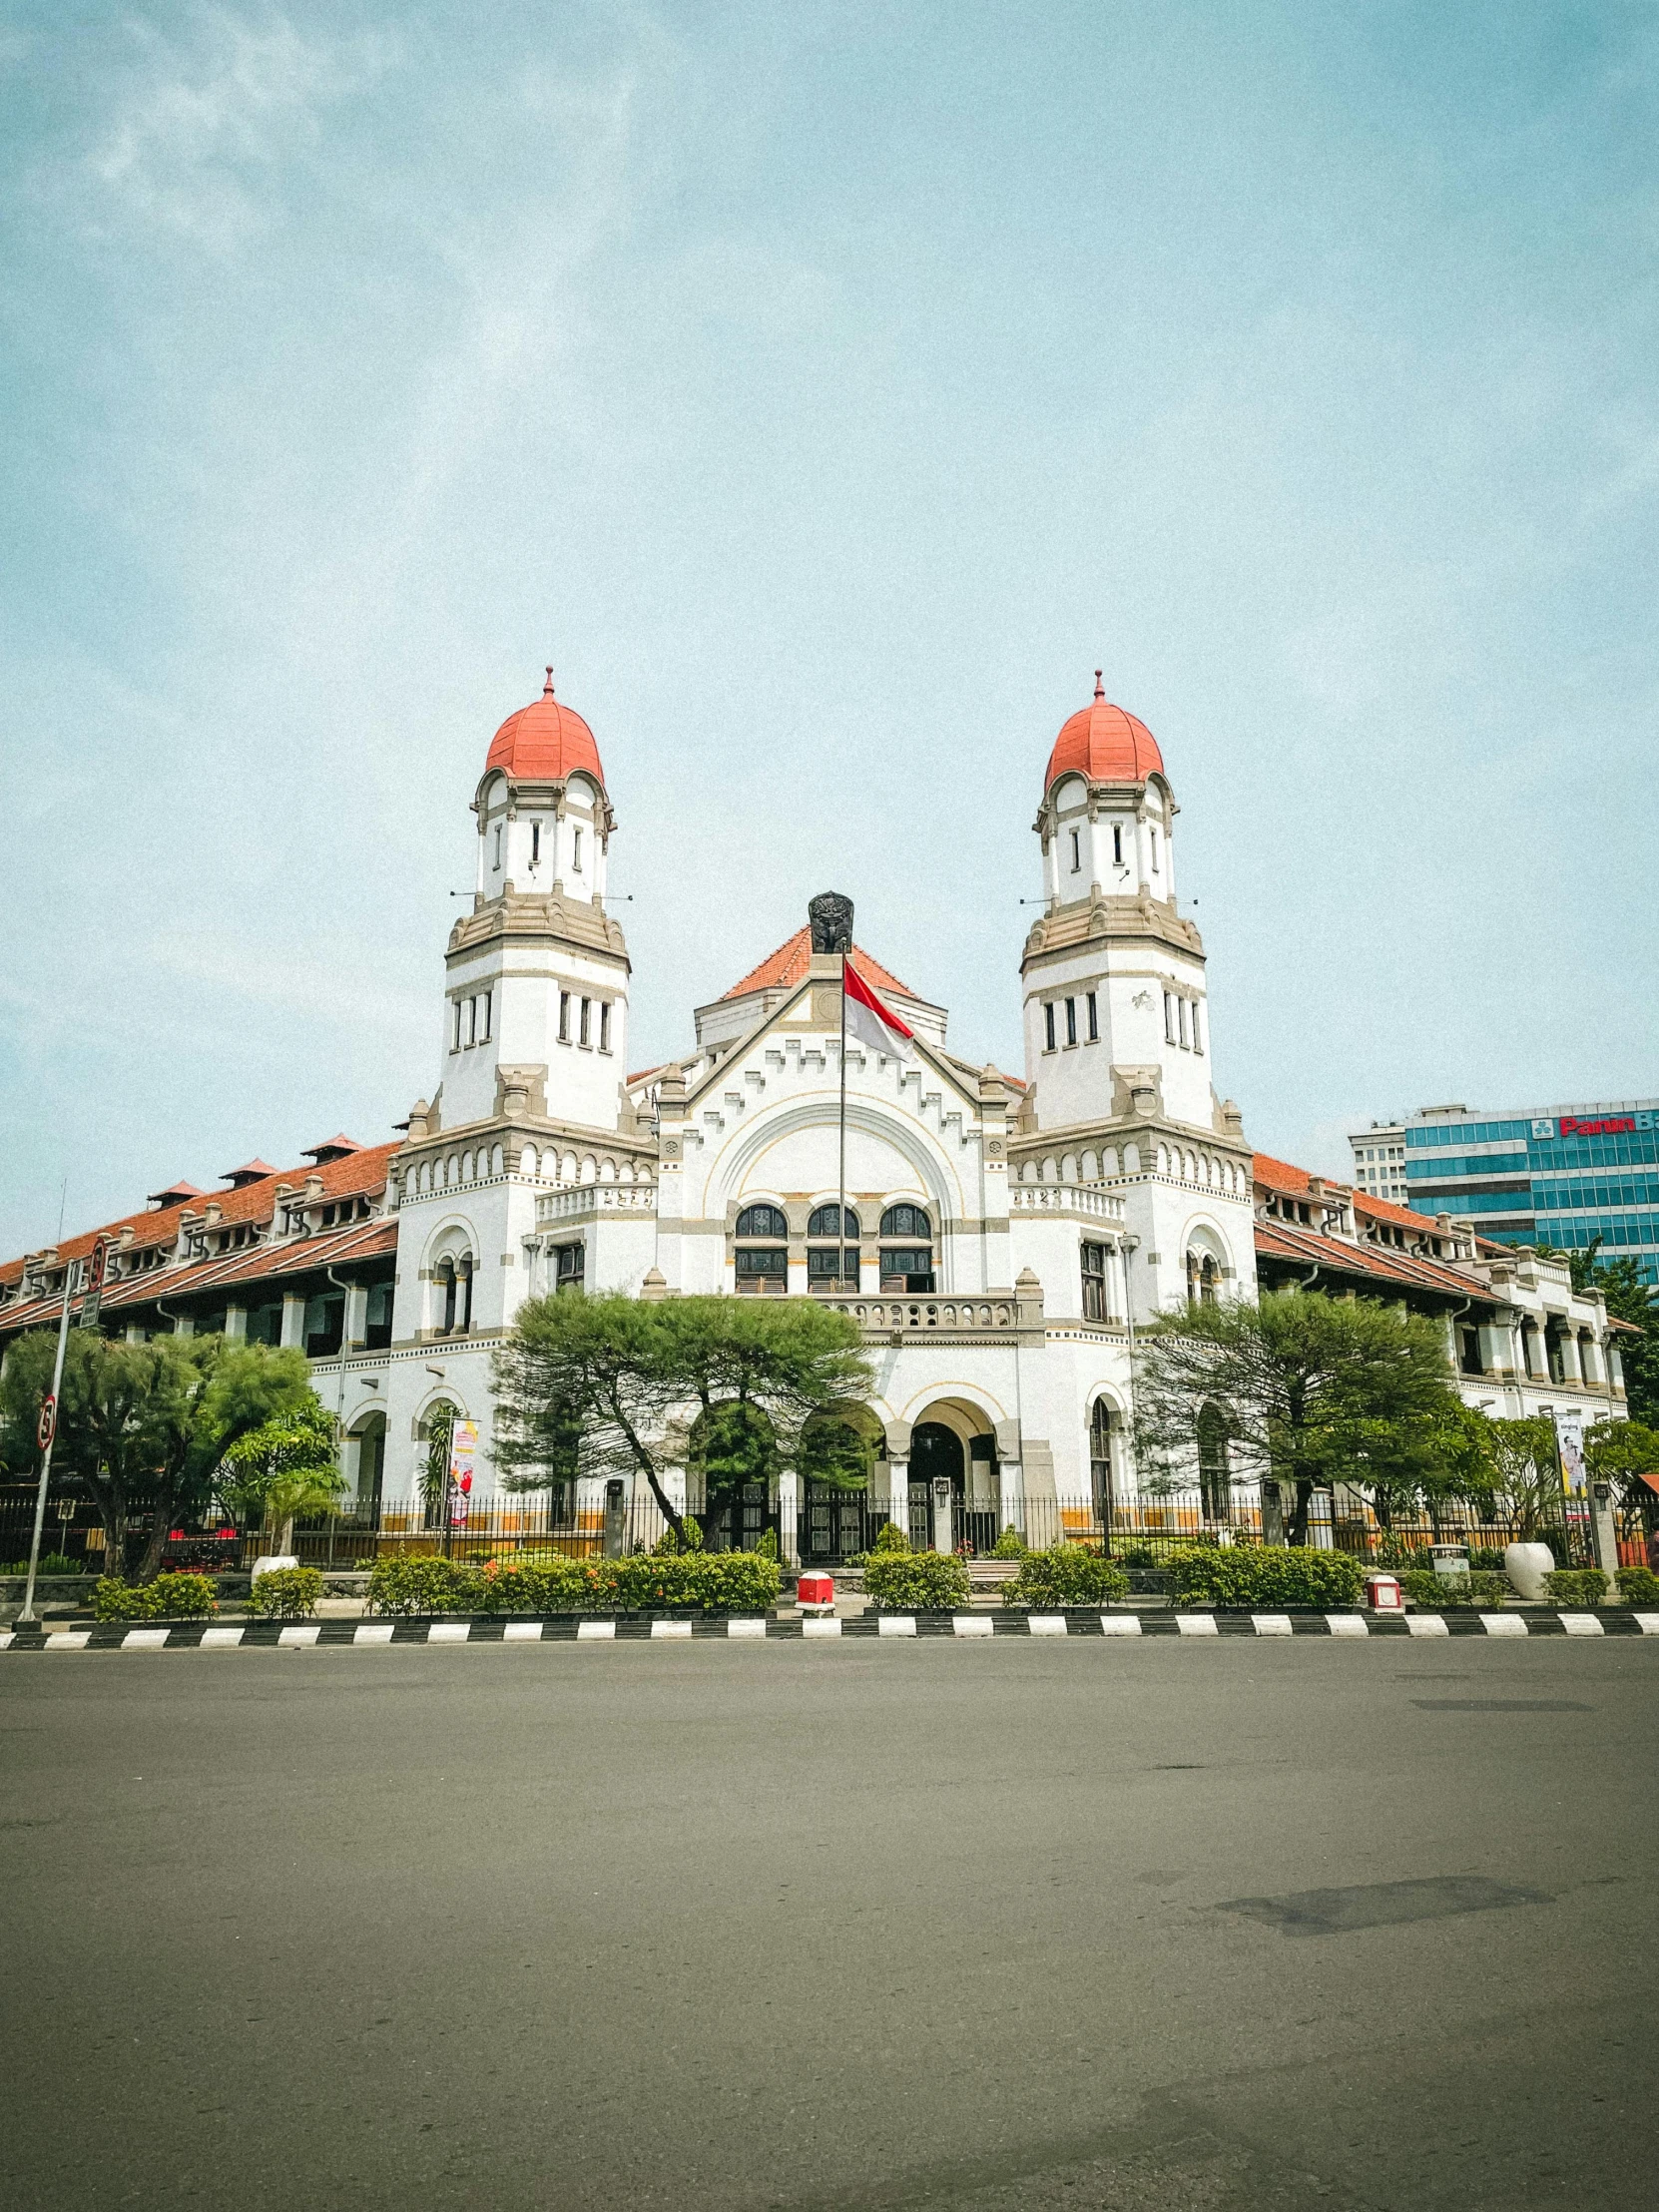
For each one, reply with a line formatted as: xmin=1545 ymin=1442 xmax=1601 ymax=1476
xmin=3 ymin=1610 xmax=1658 ymax=1651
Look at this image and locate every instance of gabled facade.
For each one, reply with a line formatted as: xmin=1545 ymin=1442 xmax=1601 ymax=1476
xmin=2 ymin=663 xmax=1631 ymax=1562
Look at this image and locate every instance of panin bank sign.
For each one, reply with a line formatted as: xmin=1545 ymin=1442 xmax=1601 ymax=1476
xmin=1532 ymin=1112 xmax=1655 ymax=1139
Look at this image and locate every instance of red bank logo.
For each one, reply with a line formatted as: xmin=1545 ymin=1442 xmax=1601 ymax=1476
xmin=1560 ymin=1115 xmax=1636 ymax=1137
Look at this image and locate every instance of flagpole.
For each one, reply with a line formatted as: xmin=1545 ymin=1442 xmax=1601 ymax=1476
xmin=838 ymin=951 xmax=848 ymax=1290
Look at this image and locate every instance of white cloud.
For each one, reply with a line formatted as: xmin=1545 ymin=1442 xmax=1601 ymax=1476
xmin=70 ymin=7 xmax=400 ymax=250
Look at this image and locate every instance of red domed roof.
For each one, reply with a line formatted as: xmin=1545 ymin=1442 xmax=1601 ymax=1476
xmin=484 ymin=669 xmax=606 ymax=788
xmin=1044 ymin=673 xmax=1163 ymax=792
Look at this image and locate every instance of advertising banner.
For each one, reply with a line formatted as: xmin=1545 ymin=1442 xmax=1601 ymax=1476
xmin=447 ymin=1419 xmax=478 ymax=1525
xmin=1553 ymin=1406 xmax=1586 ymax=1497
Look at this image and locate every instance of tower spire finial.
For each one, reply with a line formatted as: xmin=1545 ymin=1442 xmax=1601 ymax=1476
xmin=1094 ymin=669 xmax=1104 ymax=701
xmin=543 ymin=665 xmax=555 ymax=697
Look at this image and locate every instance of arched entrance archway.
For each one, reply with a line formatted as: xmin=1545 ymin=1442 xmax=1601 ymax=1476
xmin=906 ymin=1399 xmax=1001 ymax=1552
xmin=349 ymin=1411 xmax=387 ymax=1520
xmin=798 ymin=1404 xmax=880 ymax=1564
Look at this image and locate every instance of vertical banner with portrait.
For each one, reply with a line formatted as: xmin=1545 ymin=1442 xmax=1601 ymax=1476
xmin=448 ymin=1419 xmax=478 ymax=1525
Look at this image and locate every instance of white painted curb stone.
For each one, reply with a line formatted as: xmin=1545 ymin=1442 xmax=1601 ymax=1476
xmin=277 ymin=1624 xmax=320 ymax=1647
xmin=1027 ymin=1615 xmax=1067 ymax=1636
xmin=803 ymin=1615 xmax=841 ymax=1638
xmin=428 ymin=1621 xmax=470 ymax=1642
xmin=650 ymin=1619 xmax=693 ymax=1639
xmin=726 ymin=1618 xmax=766 ymax=1638
xmin=952 ymin=1615 xmax=993 ymax=1637
xmin=47 ymin=1632 xmax=90 ymax=1650
xmin=200 ymin=1626 xmax=244 ymax=1649
xmin=1327 ymin=1614 xmax=1369 ymax=1637
xmin=0 ymin=1632 xmax=15 ymax=1650
xmin=877 ymin=1615 xmax=916 ymax=1636
xmin=1176 ymin=1615 xmax=1219 ymax=1637
xmin=1480 ymin=1614 xmax=1527 ymax=1636
xmin=354 ymin=1623 xmax=395 ymax=1644
xmin=1100 ymin=1615 xmax=1142 ymax=1635
xmin=123 ymin=1628 xmax=170 ymax=1650
xmin=502 ymin=1621 xmax=543 ymax=1641
xmin=1404 ymin=1615 xmax=1449 ymax=1638
xmin=576 ymin=1619 xmax=616 ymax=1640
xmin=1252 ymin=1614 xmax=1294 ymax=1637
xmin=1559 ymin=1613 xmax=1604 ymax=1636
xmin=1633 ymin=1613 xmax=1659 ymax=1634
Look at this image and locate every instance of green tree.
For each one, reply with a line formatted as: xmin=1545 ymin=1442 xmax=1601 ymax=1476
xmin=1583 ymin=1417 xmax=1659 ymax=1537
xmin=0 ymin=1332 xmax=316 ymax=1580
xmin=1536 ymin=1240 xmax=1655 ymax=1423
xmin=492 ymin=1292 xmax=870 ymax=1544
xmin=216 ymin=1402 xmax=344 ymax=1552
xmin=1132 ymin=1290 xmax=1466 ymax=1545
xmin=1465 ymin=1415 xmax=1561 ymax=1540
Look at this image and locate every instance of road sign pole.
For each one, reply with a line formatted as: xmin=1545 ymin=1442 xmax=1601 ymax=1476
xmin=17 ymin=1259 xmax=78 ymax=1627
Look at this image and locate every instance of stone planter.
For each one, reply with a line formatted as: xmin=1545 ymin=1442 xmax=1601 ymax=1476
xmin=1504 ymin=1541 xmax=1556 ymax=1602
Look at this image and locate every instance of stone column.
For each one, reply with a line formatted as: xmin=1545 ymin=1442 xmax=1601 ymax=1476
xmin=1555 ymin=1326 xmax=1580 ymax=1384
xmin=280 ymin=1293 xmax=306 ymax=1351
xmin=343 ymin=1282 xmax=369 ymax=1350
xmin=224 ymin=1304 xmax=247 ymax=1343
xmin=994 ymin=1418 xmax=1025 ymax=1535
xmin=884 ymin=1420 xmax=912 ymax=1543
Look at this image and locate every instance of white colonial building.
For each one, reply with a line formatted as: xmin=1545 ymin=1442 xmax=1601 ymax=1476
xmin=1 ymin=667 xmax=1629 ymax=1563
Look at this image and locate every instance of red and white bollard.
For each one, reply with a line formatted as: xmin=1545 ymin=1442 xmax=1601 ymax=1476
xmin=1365 ymin=1573 xmax=1404 ymax=1613
xmin=797 ymin=1571 xmax=835 ymax=1616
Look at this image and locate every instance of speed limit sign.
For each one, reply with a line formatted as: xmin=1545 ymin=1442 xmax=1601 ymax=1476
xmin=37 ymin=1393 xmax=56 ymax=1450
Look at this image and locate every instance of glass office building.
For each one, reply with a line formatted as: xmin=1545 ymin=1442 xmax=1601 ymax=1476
xmin=1398 ymin=1099 xmax=1659 ymax=1283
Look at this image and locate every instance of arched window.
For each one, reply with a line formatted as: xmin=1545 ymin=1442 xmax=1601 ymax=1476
xmin=879 ymin=1204 xmax=933 ymax=1292
xmin=879 ymin=1204 xmax=930 ymax=1240
xmin=1185 ymin=1249 xmax=1220 ymax=1307
xmin=1089 ymin=1399 xmax=1116 ymax=1537
xmin=1196 ymin=1403 xmax=1231 ymax=1521
xmin=437 ymin=1253 xmax=474 ymax=1336
xmin=737 ymin=1205 xmax=788 ymax=1240
xmin=735 ymin=1205 xmax=788 ymax=1294
xmin=807 ymin=1204 xmax=859 ymax=1290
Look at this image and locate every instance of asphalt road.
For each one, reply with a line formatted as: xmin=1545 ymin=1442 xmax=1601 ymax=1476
xmin=2 ymin=1639 xmax=1655 ymax=2212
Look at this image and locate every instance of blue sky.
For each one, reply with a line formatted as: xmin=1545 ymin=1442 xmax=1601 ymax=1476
xmin=2 ymin=1 xmax=1656 ymax=1255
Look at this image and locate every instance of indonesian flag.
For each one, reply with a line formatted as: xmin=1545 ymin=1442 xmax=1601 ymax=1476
xmin=843 ymin=959 xmax=916 ymax=1061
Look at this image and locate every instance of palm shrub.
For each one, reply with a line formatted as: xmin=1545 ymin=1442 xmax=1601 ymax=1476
xmin=1000 ymin=1542 xmax=1129 ymax=1607
xmin=862 ymin=1547 xmax=970 ymax=1610
xmin=1167 ymin=1544 xmax=1364 ymax=1609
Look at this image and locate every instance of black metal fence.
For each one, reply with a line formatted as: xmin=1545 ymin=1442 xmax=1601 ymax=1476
xmin=2 ymin=1478 xmax=1618 ymax=1577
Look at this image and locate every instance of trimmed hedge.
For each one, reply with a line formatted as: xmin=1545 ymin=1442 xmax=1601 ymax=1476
xmin=1398 ymin=1568 xmax=1508 ymax=1609
xmin=862 ymin=1548 xmax=971 ymax=1611
xmin=1544 ymin=1567 xmax=1608 ymax=1607
xmin=93 ymin=1572 xmax=217 ymax=1622
xmin=246 ymin=1566 xmax=323 ymax=1619
xmin=1616 ymin=1564 xmax=1659 ymax=1605
xmin=1000 ymin=1543 xmax=1129 ymax=1608
xmin=1167 ymin=1545 xmax=1364 ymax=1610
xmin=366 ymin=1550 xmax=782 ymax=1617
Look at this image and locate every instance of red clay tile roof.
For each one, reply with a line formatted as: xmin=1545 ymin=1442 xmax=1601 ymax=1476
xmin=1254 ymin=1215 xmax=1498 ymax=1305
xmin=0 ymin=1143 xmax=399 ymax=1296
xmin=721 ymin=927 xmax=915 ymax=1003
xmin=484 ymin=671 xmax=605 ymax=788
xmin=1045 ymin=675 xmax=1164 ymax=793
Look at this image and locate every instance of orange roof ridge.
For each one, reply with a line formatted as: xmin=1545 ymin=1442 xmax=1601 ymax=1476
xmin=720 ymin=926 xmax=915 ymax=1003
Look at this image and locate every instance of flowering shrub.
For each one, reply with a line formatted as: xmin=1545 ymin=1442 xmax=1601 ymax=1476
xmin=1167 ymin=1545 xmax=1364 ymax=1609
xmin=862 ymin=1548 xmax=970 ymax=1610
xmin=367 ymin=1550 xmax=781 ymax=1616
xmin=93 ymin=1572 xmax=217 ymax=1622
xmin=999 ymin=1543 xmax=1129 ymax=1607
xmin=245 ymin=1566 xmax=323 ymax=1619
